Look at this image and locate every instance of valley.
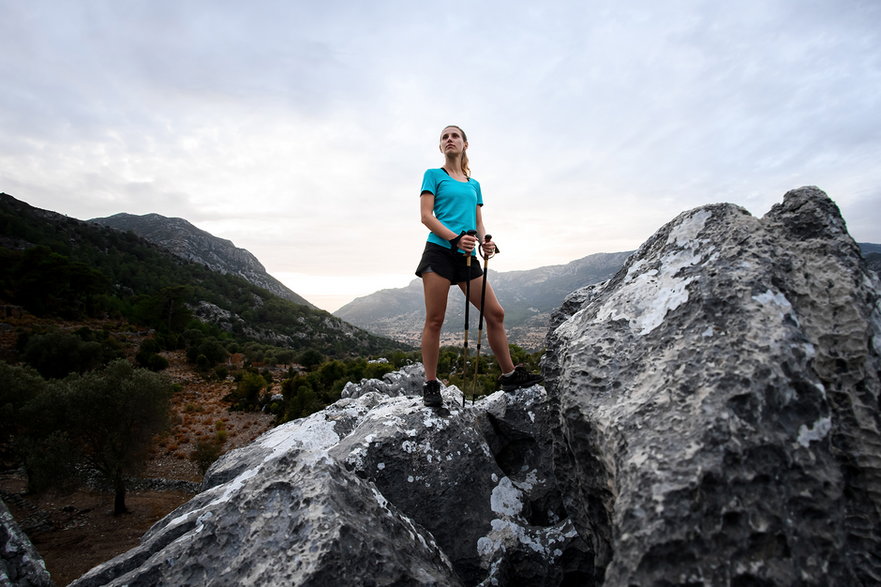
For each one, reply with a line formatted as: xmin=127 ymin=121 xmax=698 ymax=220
xmin=0 ymin=313 xmax=275 ymax=585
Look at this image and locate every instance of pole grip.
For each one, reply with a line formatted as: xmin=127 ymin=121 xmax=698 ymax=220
xmin=480 ymin=234 xmax=499 ymax=257
xmin=464 ymin=229 xmax=478 ymax=258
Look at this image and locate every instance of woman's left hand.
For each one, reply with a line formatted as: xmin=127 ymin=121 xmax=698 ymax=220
xmin=481 ymin=238 xmax=497 ymax=256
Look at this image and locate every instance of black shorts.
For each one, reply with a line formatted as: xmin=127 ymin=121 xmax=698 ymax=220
xmin=415 ymin=242 xmax=483 ymax=284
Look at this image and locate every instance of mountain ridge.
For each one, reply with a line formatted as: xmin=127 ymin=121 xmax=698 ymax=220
xmin=89 ymin=212 xmax=314 ymax=308
xmin=0 ymin=192 xmax=407 ymax=357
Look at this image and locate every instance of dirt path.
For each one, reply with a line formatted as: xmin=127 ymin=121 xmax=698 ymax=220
xmin=2 ymin=474 xmax=194 ymax=586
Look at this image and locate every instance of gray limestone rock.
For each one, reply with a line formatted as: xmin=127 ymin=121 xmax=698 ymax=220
xmin=71 ymin=381 xmax=583 ymax=586
xmin=340 ymin=362 xmax=425 ymax=399
xmin=1 ymin=499 xmax=52 ymax=587
xmin=543 ymin=186 xmax=881 ymax=585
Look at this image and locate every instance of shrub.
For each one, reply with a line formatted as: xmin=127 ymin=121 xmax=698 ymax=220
xmin=22 ymin=329 xmax=121 ymax=379
xmin=0 ymin=361 xmax=47 ymax=444
xmin=191 ymin=438 xmax=223 ymax=476
xmin=226 ymin=371 xmax=266 ymax=411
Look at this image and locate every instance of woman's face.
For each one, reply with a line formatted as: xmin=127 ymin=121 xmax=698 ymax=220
xmin=439 ymin=126 xmax=467 ymax=155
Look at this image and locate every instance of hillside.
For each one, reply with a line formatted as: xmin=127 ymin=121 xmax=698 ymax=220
xmin=0 ymin=192 xmax=408 ymax=357
xmin=89 ymin=212 xmax=315 ymax=308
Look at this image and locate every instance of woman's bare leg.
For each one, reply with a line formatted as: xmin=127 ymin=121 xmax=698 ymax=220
xmin=421 ymin=272 xmax=451 ymax=380
xmin=459 ymin=276 xmax=516 ymax=374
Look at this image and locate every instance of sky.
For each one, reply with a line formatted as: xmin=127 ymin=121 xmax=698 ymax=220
xmin=2 ymin=0 xmax=879 ymax=312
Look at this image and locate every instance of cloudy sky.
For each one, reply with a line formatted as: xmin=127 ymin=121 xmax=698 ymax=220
xmin=2 ymin=0 xmax=879 ymax=312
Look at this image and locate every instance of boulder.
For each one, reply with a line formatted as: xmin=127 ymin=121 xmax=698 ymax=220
xmin=1 ymin=498 xmax=52 ymax=587
xmin=71 ymin=381 xmax=585 ymax=586
xmin=543 ymin=186 xmax=881 ymax=585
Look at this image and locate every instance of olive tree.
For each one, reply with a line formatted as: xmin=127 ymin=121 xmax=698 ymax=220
xmin=54 ymin=360 xmax=174 ymax=513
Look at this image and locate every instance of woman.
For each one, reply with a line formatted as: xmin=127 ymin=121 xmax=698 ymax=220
xmin=415 ymin=125 xmax=543 ymax=407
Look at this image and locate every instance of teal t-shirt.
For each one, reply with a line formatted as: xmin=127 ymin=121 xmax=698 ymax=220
xmin=421 ymin=168 xmax=483 ymax=254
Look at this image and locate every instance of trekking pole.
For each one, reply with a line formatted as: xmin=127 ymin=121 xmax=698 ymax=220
xmin=471 ymin=234 xmax=496 ymax=403
xmin=461 ymin=229 xmax=477 ymax=407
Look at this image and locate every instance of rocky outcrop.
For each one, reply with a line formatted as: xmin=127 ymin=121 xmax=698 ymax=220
xmin=90 ymin=213 xmax=315 ymax=308
xmin=1 ymin=499 xmax=52 ymax=586
xmin=70 ymin=381 xmax=583 ymax=586
xmin=340 ymin=362 xmax=425 ymax=399
xmin=543 ymin=186 xmax=881 ymax=584
xmin=70 ymin=186 xmax=880 ymax=586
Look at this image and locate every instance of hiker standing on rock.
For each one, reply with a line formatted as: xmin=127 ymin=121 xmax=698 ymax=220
xmin=415 ymin=125 xmax=543 ymax=407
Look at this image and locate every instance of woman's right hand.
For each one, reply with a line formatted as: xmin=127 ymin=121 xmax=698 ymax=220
xmin=458 ymin=232 xmax=478 ymax=253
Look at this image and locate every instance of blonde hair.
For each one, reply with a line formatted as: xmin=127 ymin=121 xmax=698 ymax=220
xmin=442 ymin=125 xmax=470 ymax=178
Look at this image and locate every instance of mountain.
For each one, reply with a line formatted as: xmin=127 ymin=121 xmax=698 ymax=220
xmin=334 ymin=251 xmax=634 ymax=350
xmin=0 ymin=193 xmax=407 ymax=357
xmin=860 ymin=242 xmax=881 ymax=275
xmin=89 ymin=212 xmax=314 ymax=308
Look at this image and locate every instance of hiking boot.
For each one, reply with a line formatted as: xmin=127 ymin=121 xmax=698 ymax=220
xmin=498 ymin=365 xmax=544 ymax=392
xmin=423 ymin=379 xmax=443 ymax=407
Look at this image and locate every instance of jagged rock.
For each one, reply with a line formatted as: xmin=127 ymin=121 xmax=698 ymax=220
xmin=340 ymin=363 xmax=425 ymax=399
xmin=71 ymin=381 xmax=586 ymax=586
xmin=543 ymin=186 xmax=881 ymax=585
xmin=1 ymin=499 xmax=52 ymax=587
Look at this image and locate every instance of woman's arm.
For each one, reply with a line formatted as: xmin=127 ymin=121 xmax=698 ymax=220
xmin=475 ymin=205 xmax=486 ymax=242
xmin=420 ymin=192 xmax=458 ymax=241
xmin=475 ymin=206 xmax=497 ymax=254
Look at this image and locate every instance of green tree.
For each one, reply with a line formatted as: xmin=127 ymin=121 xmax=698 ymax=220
xmin=364 ymin=361 xmax=395 ymax=380
xmin=136 ymin=338 xmax=169 ymax=371
xmin=10 ymin=246 xmax=109 ymax=318
xmin=22 ymin=329 xmax=120 ymax=379
xmin=227 ymin=371 xmax=266 ymax=411
xmin=56 ymin=360 xmax=174 ymax=514
xmin=0 ymin=362 xmax=47 ymax=460
xmin=318 ymin=360 xmax=346 ymax=388
xmin=132 ymin=286 xmax=193 ymax=334
xmin=298 ymin=349 xmax=324 ymax=370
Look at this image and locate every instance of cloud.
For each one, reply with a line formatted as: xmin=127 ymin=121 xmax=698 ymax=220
xmin=1 ymin=0 xmax=879 ymax=311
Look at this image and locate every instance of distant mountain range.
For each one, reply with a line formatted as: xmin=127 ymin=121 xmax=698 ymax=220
xmin=90 ymin=213 xmax=314 ymax=308
xmin=6 ymin=190 xmax=877 ymax=355
xmin=336 ymin=243 xmax=881 ymax=350
xmin=334 ymin=251 xmax=634 ymax=350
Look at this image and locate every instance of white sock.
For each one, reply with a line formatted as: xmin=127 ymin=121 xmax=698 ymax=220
xmin=502 ymin=369 xmax=515 ymax=377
